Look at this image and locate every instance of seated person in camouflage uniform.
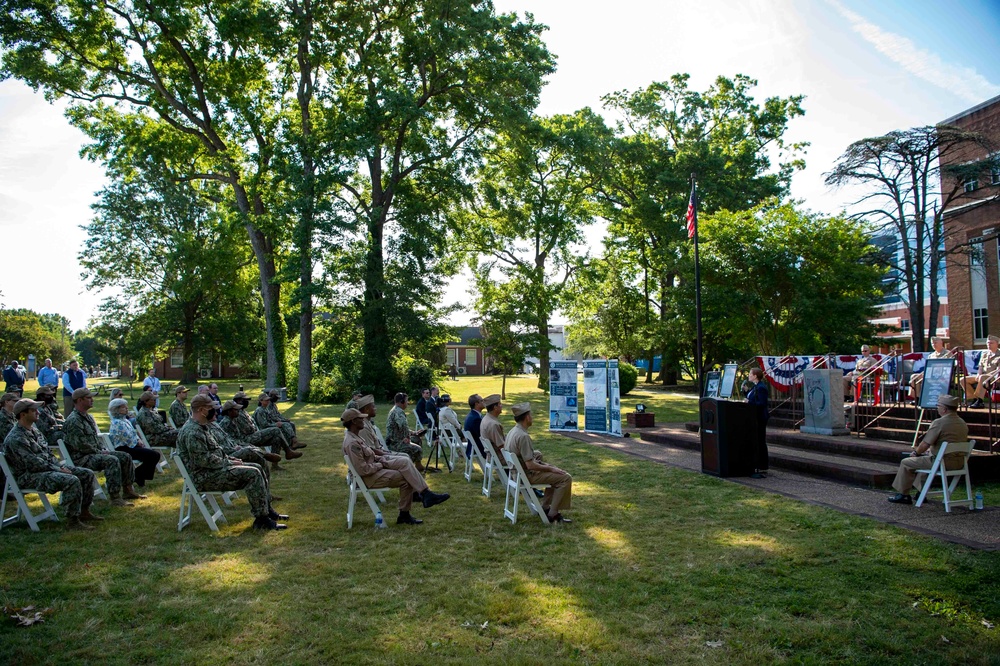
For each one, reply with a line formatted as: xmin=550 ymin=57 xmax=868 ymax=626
xmin=169 ymin=385 xmax=192 ymax=428
xmin=33 ymin=385 xmax=64 ymax=447
xmin=136 ymin=391 xmax=179 ymax=448
xmin=346 ymin=392 xmax=364 ymax=410
xmin=177 ymin=394 xmax=287 ymax=530
xmin=342 ymin=408 xmax=449 ymax=525
xmin=63 ymin=387 xmax=145 ymax=506
xmin=224 ymin=393 xmax=300 ymax=463
xmin=3 ymin=398 xmax=102 ymax=529
xmin=0 ymin=392 xmax=18 ymax=442
xmin=267 ymin=389 xmax=299 ymax=433
xmin=259 ymin=390 xmax=304 ymax=449
xmin=385 ymin=392 xmax=426 ymax=470
xmin=207 ymin=402 xmax=283 ymax=502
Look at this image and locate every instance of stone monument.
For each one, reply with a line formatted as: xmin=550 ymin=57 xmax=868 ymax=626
xmin=799 ymin=368 xmax=849 ymax=436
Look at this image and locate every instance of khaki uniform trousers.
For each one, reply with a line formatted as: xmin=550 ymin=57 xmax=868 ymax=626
xmin=962 ymin=375 xmax=995 ymax=400
xmin=363 ymin=456 xmax=428 ymax=511
xmin=526 ymin=466 xmax=572 ymax=514
xmin=892 ymin=452 xmax=967 ymax=494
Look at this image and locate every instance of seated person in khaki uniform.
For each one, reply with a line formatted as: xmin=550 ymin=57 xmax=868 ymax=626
xmin=909 ymin=337 xmax=953 ymax=401
xmin=341 ymin=408 xmax=449 ymax=525
xmin=480 ymin=394 xmax=507 ymax=463
xmin=888 ymin=394 xmax=970 ymax=504
xmin=962 ymin=335 xmax=1000 ymax=409
xmin=504 ymin=402 xmax=573 ymax=523
xmin=843 ymin=345 xmax=878 ymax=398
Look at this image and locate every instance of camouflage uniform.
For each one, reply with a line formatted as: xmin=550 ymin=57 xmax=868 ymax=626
xmin=0 ymin=409 xmax=16 ymax=445
xmin=137 ymin=407 xmax=179 ymax=448
xmin=3 ymin=423 xmax=95 ymax=518
xmin=176 ymin=419 xmax=269 ymax=518
xmin=224 ymin=410 xmax=288 ymax=454
xmin=35 ymin=402 xmax=65 ymax=447
xmin=63 ymin=409 xmax=135 ymax=497
xmin=169 ymin=400 xmax=191 ymax=429
xmin=207 ymin=421 xmax=272 ymax=494
xmin=256 ymin=405 xmax=295 ymax=443
xmin=385 ymin=406 xmax=422 ymax=466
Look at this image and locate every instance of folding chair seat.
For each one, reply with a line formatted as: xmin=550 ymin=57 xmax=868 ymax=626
xmin=915 ymin=440 xmax=976 ymax=512
xmin=344 ymin=455 xmax=391 ymax=529
xmin=135 ymin=424 xmax=171 ymax=472
xmin=439 ymin=422 xmax=463 ymax=469
xmin=55 ymin=439 xmax=109 ymax=501
xmin=501 ymin=450 xmax=550 ymax=525
xmin=462 ymin=429 xmax=487 ymax=482
xmin=0 ymin=451 xmax=59 ymax=531
xmin=100 ymin=433 xmax=140 ymax=469
xmin=173 ymin=453 xmax=235 ymax=532
xmin=481 ymin=442 xmax=510 ymax=499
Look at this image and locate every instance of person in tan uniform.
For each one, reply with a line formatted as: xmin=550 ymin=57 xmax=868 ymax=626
xmin=480 ymin=394 xmax=506 ymax=462
xmin=504 ymin=402 xmax=573 ymax=523
xmin=888 ymin=394 xmax=970 ymax=504
xmin=843 ymin=345 xmax=878 ymax=398
xmin=355 ymin=395 xmax=405 ymax=459
xmin=909 ymin=337 xmax=953 ymax=402
xmin=341 ymin=408 xmax=450 ymax=525
xmin=963 ymin=335 xmax=1000 ymax=408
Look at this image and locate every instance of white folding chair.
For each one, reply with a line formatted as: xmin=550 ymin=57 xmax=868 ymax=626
xmin=502 ymin=450 xmax=550 ymax=525
xmin=166 ymin=414 xmax=178 ymax=429
xmin=55 ymin=439 xmax=109 ymax=501
xmin=0 ymin=451 xmax=59 ymax=531
xmin=345 ymin=455 xmax=390 ymax=529
xmin=372 ymin=424 xmax=388 ymax=450
xmin=136 ymin=423 xmax=170 ymax=472
xmin=173 ymin=453 xmax=233 ymax=532
xmin=915 ymin=441 xmax=976 ymax=512
xmin=462 ymin=429 xmax=487 ymax=482
xmin=481 ymin=442 xmax=510 ymax=499
xmin=440 ymin=422 xmax=463 ymax=469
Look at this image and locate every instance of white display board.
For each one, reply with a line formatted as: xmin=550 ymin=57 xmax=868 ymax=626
xmin=583 ymin=360 xmax=609 ymax=433
xmin=548 ymin=361 xmax=580 ymax=431
xmin=608 ymin=359 xmax=622 ymax=437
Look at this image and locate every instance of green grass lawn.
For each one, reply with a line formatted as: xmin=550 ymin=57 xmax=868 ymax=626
xmin=2 ymin=376 xmax=999 ymax=664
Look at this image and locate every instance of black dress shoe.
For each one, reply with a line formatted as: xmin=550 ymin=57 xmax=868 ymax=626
xmin=421 ymin=490 xmax=450 ymax=508
xmin=413 ymin=492 xmax=421 ymax=502
xmin=397 ymin=512 xmax=423 ymax=525
xmin=887 ymin=493 xmax=912 ymax=504
xmin=970 ymin=399 xmax=985 ymax=409
xmin=548 ymin=513 xmax=572 ymax=524
xmin=268 ymin=509 xmax=289 ymax=521
xmin=533 ymin=489 xmax=545 ymax=499
xmin=253 ymin=516 xmax=288 ymax=530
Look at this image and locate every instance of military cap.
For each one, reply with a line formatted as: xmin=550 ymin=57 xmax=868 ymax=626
xmin=356 ymin=394 xmax=375 ymax=409
xmin=989 ymin=335 xmax=1000 ymax=343
xmin=35 ymin=385 xmax=56 ymax=396
xmin=221 ymin=400 xmax=243 ymax=412
xmin=341 ymin=408 xmax=365 ymax=424
xmin=1 ymin=392 xmax=19 ymax=404
xmin=13 ymin=398 xmax=44 ymax=416
xmin=72 ymin=387 xmax=96 ymax=400
xmin=139 ymin=390 xmax=156 ymax=404
xmin=233 ymin=391 xmax=250 ymax=400
xmin=258 ymin=392 xmax=271 ymax=402
xmin=190 ymin=394 xmax=215 ymax=410
xmin=483 ymin=394 xmax=501 ymax=408
xmin=937 ymin=394 xmax=959 ymax=408
xmin=174 ymin=385 xmax=189 ymax=395
xmin=511 ymin=402 xmax=532 ymax=417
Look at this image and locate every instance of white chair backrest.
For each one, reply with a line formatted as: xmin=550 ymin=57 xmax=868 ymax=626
xmin=135 ymin=424 xmax=151 ymax=448
xmin=914 ymin=440 xmax=976 ymax=512
xmin=166 ymin=414 xmax=177 ymax=429
xmin=373 ymin=424 xmax=387 ymax=449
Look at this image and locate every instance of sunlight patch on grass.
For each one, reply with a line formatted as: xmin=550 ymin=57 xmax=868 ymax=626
xmin=584 ymin=526 xmax=636 ymax=562
xmin=713 ymin=529 xmax=786 ymax=555
xmin=171 ymin=554 xmax=271 ymax=590
xmin=511 ymin=572 xmax=609 ymax=647
xmin=594 ymin=457 xmax=628 ymax=470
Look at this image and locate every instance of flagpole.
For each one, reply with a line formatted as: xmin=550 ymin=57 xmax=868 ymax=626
xmin=691 ymin=173 xmax=704 ymax=395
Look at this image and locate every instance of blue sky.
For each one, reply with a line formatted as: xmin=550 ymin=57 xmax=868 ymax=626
xmin=1 ymin=0 xmax=998 ymax=329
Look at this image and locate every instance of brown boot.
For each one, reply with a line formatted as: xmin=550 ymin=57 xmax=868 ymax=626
xmin=291 ymin=438 xmax=307 ymax=449
xmin=110 ymin=497 xmax=134 ymax=507
xmin=270 ymin=494 xmax=283 ymax=502
xmin=123 ymin=486 xmax=146 ymax=500
xmin=263 ymin=452 xmax=282 ymax=463
xmin=67 ymin=516 xmax=96 ymax=530
xmin=79 ymin=508 xmax=104 ymax=522
xmin=271 ymin=461 xmax=286 ymax=473
xmin=285 ymin=449 xmax=303 ymax=460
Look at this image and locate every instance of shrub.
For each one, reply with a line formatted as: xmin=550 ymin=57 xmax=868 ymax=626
xmin=619 ymin=362 xmax=638 ymax=395
xmin=309 ymin=372 xmax=353 ymax=404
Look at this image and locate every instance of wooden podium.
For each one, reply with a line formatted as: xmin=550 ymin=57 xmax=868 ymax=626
xmin=699 ymin=398 xmax=757 ymax=478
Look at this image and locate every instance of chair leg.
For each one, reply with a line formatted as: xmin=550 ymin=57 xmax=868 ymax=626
xmin=347 ymin=484 xmax=357 ymax=529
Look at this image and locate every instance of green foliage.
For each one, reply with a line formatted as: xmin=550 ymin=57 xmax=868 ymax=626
xmin=0 ymin=308 xmax=73 ymax=366
xmin=619 ymin=362 xmax=638 ymax=395
xmin=306 ymin=372 xmax=353 ymax=405
xmin=392 ymin=355 xmax=437 ymax=400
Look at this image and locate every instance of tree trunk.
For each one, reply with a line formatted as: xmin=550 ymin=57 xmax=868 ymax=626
xmin=294 ymin=4 xmax=315 ymax=403
xmin=502 ymin=372 xmax=507 ymax=400
xmin=537 ymin=312 xmax=550 ymax=392
xmin=361 ymin=210 xmax=395 ymax=397
xmin=181 ymin=327 xmax=198 ymax=385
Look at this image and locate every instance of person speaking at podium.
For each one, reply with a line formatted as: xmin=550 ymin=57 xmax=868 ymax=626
xmin=745 ymin=367 xmax=769 ymax=479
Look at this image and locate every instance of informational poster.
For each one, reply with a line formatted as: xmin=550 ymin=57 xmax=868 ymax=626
xmin=548 ymin=361 xmax=580 ymax=431
xmin=918 ymin=358 xmax=955 ymax=410
xmin=719 ymin=364 xmax=738 ymax=399
xmin=702 ymin=371 xmax=721 ymax=398
xmin=608 ymin=360 xmax=622 ymax=437
xmin=583 ymin=360 xmax=608 ymax=433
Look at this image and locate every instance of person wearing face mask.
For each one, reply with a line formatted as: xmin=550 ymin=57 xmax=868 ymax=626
xmin=222 ymin=392 xmax=300 ymax=471
xmin=177 ymin=394 xmax=288 ymax=530
xmin=32 ymin=385 xmax=65 ymax=446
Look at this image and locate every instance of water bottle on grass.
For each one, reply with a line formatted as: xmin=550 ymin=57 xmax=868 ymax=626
xmin=375 ymin=511 xmax=386 ymax=528
xmin=975 ymin=491 xmax=984 ymax=511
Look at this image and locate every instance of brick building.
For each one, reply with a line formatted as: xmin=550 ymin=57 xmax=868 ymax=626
xmin=941 ymin=94 xmax=1000 ymax=349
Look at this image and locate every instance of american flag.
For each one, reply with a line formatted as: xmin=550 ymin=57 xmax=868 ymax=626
xmin=686 ymin=180 xmax=697 ymax=240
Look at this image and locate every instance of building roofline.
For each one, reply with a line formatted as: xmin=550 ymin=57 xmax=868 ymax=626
xmin=939 ymin=93 xmax=1000 ymax=126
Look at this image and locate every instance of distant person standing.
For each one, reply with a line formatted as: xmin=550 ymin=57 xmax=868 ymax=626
xmin=3 ymin=361 xmax=25 ymax=397
xmin=145 ymin=368 xmax=162 ymax=407
xmin=37 ymin=358 xmax=59 ymax=389
xmin=746 ymin=367 xmax=770 ymax=479
xmin=62 ymin=359 xmax=87 ymax=416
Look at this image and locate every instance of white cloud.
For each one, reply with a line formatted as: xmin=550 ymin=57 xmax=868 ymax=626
xmin=827 ymin=0 xmax=999 ymax=104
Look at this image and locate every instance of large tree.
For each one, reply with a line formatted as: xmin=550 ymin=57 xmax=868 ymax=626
xmin=599 ymin=74 xmax=805 ymax=383
xmin=463 ymin=109 xmax=611 ymax=389
xmin=825 ymin=125 xmax=997 ymax=351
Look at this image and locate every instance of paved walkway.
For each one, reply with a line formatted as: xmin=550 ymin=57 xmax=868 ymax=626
xmin=559 ymin=429 xmax=1000 ymax=551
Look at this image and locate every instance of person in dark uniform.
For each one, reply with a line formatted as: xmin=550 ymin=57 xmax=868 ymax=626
xmin=746 ymin=367 xmax=769 ymax=479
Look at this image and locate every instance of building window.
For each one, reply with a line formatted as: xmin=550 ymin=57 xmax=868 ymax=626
xmin=446 ymin=348 xmax=457 ymax=366
xmin=900 ymin=319 xmax=910 ymax=333
xmin=974 ymin=308 xmax=989 ymax=341
xmin=942 ymin=315 xmax=950 ymax=328
xmin=464 ymin=348 xmax=477 ymax=366
xmin=170 ymin=349 xmax=184 ymax=368
xmin=964 ymin=177 xmax=978 ymax=192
